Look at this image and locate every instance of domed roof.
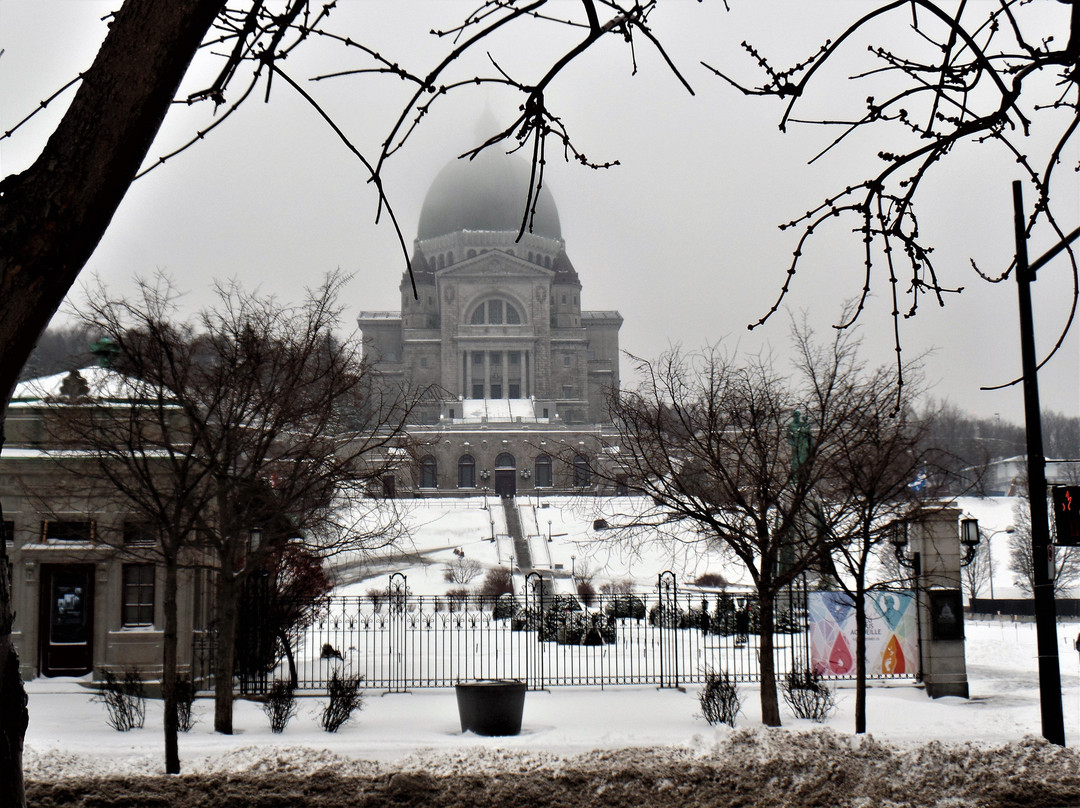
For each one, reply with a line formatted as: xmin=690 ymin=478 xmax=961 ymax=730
xmin=417 ymin=149 xmax=561 ymax=241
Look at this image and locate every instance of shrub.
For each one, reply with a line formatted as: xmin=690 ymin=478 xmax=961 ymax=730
xmin=604 ymin=594 xmax=646 ymax=620
xmin=648 ymin=603 xmax=683 ymax=629
xmin=511 ymin=607 xmax=541 ymax=631
xmin=576 ymin=579 xmax=596 ymax=607
xmin=174 ymin=675 xmax=196 ymax=732
xmin=263 ymin=679 xmax=298 ymax=733
xmin=443 ymin=556 xmax=482 ymax=584
xmin=699 ymin=671 xmax=740 ymax=728
xmin=492 ymin=593 xmax=519 ymax=620
xmin=478 ymin=567 xmax=514 ymax=600
xmin=694 ymin=572 xmax=728 ymax=588
xmin=782 ymin=667 xmax=836 ymax=722
xmin=600 ymin=579 xmax=635 ymax=596
xmin=95 ymin=669 xmax=146 ymax=731
xmin=321 ymin=670 xmax=364 ymax=732
xmin=366 ymin=588 xmax=384 ymax=612
xmin=445 ymin=587 xmax=470 ymax=612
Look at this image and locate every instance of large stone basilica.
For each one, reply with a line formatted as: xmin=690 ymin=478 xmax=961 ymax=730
xmin=359 ymin=149 xmax=624 ymax=497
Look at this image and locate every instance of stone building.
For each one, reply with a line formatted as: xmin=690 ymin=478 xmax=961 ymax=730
xmin=4 ymin=367 xmax=207 ymax=680
xmin=359 ymin=149 xmax=625 ymax=497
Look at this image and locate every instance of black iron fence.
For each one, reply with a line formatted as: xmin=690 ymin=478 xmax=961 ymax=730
xmin=214 ymin=572 xmax=829 ymax=694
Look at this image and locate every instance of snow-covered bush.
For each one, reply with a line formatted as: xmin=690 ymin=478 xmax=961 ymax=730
xmin=263 ymin=679 xmax=298 ymax=733
xmin=699 ymin=671 xmax=740 ymax=727
xmin=321 ymin=670 xmax=364 ymax=732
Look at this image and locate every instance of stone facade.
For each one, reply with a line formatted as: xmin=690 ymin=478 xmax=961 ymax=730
xmin=4 ymin=368 xmax=208 ymax=681
xmin=359 ymin=149 xmax=623 ymax=495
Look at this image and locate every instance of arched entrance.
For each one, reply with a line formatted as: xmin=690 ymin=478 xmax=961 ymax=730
xmin=494 ymin=452 xmax=516 ymax=497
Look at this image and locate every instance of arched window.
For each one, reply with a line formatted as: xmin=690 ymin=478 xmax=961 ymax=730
xmin=535 ymin=454 xmax=552 ymax=488
xmin=419 ymin=456 xmax=437 ymax=489
xmin=495 ymin=452 xmax=515 ymax=469
xmin=468 ymin=249 xmax=477 ymax=259
xmin=447 ymin=251 xmax=454 ymax=264
xmin=458 ymin=454 xmax=476 ymax=488
xmin=438 ymin=254 xmax=445 ymax=269
xmin=470 ymin=298 xmax=523 ymax=325
xmin=573 ymin=454 xmax=591 ymax=488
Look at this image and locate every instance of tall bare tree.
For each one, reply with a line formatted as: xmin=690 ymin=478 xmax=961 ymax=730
xmin=1010 ymin=498 xmax=1080 ymax=597
xmin=0 ymin=3 xmax=696 ymax=797
xmin=53 ymin=272 xmax=422 ymax=771
xmin=603 ymin=341 xmax=853 ymax=727
xmin=802 ymin=322 xmax=942 ymax=735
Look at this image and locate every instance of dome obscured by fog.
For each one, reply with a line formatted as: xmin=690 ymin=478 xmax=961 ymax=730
xmin=417 ymin=149 xmax=561 ymax=241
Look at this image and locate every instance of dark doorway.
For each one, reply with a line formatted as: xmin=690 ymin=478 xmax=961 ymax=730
xmin=39 ymin=564 xmax=95 ymax=677
xmin=494 ymin=452 xmax=517 ymax=497
xmin=494 ymin=469 xmax=516 ymax=497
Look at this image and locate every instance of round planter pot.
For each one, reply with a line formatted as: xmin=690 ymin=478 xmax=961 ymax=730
xmin=455 ymin=679 xmax=527 ymax=736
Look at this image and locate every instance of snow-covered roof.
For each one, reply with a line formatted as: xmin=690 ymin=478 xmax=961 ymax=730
xmin=10 ymin=367 xmax=172 ymax=407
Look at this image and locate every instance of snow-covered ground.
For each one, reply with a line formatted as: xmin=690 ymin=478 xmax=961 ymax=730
xmin=24 ymin=494 xmax=1069 ymax=783
xmin=335 ymin=495 xmax=1025 ymax=599
xmin=23 ymin=618 xmax=1080 ymax=779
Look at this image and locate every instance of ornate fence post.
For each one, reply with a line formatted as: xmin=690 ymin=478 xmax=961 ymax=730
xmin=657 ymin=571 xmax=679 ymax=689
xmin=387 ymin=573 xmax=408 ymax=693
xmin=523 ymin=571 xmax=544 ymax=690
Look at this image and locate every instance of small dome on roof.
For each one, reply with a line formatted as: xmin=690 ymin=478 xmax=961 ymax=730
xmin=417 ymin=149 xmax=561 ymax=241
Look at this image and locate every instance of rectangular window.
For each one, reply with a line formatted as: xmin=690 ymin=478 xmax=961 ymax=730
xmin=123 ymin=521 xmax=157 ymax=547
xmin=562 ymin=385 xmax=573 ymax=399
xmin=563 ymin=355 xmax=571 ymax=367
xmin=508 ymin=383 xmax=521 ymax=398
xmin=122 ymin=564 xmax=155 ymax=627
xmin=472 ymin=383 xmax=485 ymax=399
xmin=420 ymin=356 xmax=428 ymax=369
xmin=43 ymin=520 xmax=94 ymax=542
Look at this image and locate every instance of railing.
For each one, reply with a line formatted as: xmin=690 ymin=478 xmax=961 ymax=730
xmin=226 ymin=573 xmax=838 ymax=694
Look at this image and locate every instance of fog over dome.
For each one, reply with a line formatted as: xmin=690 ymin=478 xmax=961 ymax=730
xmin=416 ymin=149 xmax=561 ymax=241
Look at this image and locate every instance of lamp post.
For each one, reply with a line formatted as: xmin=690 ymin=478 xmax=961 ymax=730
xmin=1011 ymin=180 xmax=1070 ymax=746
xmin=983 ymin=526 xmax=1016 ymax=601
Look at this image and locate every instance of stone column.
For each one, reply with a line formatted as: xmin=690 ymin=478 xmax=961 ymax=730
xmin=911 ymin=506 xmax=970 ymax=698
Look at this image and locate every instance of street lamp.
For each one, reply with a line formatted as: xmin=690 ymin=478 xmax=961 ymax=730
xmin=249 ymin=526 xmax=263 ymax=555
xmin=889 ymin=521 xmax=917 ymax=570
xmin=960 ymin=518 xmax=982 ymax=567
xmin=983 ymin=526 xmax=1016 ymax=601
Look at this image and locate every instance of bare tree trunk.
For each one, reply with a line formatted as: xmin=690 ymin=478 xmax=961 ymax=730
xmin=757 ymin=592 xmax=782 ymax=727
xmin=854 ymin=585 xmax=867 ymax=734
xmin=214 ymin=566 xmax=238 ymax=734
xmin=0 ymin=0 xmax=225 ymax=403
xmin=278 ymin=629 xmax=298 ymax=690
xmin=0 ymin=483 xmax=28 ymax=808
xmin=162 ymin=555 xmax=180 ymax=774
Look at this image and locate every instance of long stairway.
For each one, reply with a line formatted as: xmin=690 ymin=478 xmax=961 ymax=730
xmin=502 ymin=498 xmax=533 ymax=573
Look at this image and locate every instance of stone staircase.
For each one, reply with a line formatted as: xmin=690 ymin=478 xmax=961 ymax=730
xmin=502 ymin=498 xmax=533 ymax=573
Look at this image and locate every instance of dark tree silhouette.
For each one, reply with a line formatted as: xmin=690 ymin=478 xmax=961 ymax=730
xmin=706 ymin=1 xmax=1080 ymax=383
xmin=53 ymin=272 xmax=423 ymax=771
xmin=0 ymin=2 xmax=695 ymax=798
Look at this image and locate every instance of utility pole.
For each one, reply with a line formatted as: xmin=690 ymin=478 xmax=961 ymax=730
xmin=1012 ymin=179 xmax=1074 ymax=746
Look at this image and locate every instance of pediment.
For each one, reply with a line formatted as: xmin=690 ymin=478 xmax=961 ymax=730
xmin=437 ymin=250 xmax=553 ymax=281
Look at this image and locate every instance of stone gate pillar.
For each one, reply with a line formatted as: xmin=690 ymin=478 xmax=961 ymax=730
xmin=910 ymin=506 xmax=970 ymax=698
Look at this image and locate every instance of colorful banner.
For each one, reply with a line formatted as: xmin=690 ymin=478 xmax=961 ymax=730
xmin=808 ymin=591 xmax=916 ymax=676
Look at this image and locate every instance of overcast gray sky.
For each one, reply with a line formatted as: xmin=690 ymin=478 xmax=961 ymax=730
xmin=3 ymin=1 xmax=1078 ymax=423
